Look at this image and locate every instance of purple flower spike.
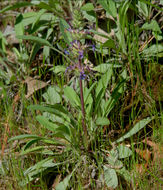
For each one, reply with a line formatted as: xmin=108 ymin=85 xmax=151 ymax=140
xmin=78 ymin=50 xmax=84 ymax=59
xmin=80 ymin=71 xmax=86 ymax=80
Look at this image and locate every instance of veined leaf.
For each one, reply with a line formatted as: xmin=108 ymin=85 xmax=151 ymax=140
xmin=36 ymin=115 xmax=60 ymax=132
xmin=43 ymin=86 xmax=61 ymax=104
xmin=59 ymin=19 xmax=72 ymax=44
xmin=64 ymin=86 xmax=80 ymax=108
xmin=104 ymin=166 xmax=118 ymax=188
xmin=81 ymin=3 xmax=94 ymax=11
xmin=117 ymin=145 xmax=132 ymax=159
xmin=116 ymin=117 xmax=154 ymax=143
xmin=116 ymin=167 xmax=131 ymax=182
xmin=96 ymin=117 xmax=110 ymax=126
xmin=142 ymin=20 xmax=161 ymax=33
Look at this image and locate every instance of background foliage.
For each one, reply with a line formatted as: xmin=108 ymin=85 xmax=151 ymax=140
xmin=0 ymin=0 xmax=163 ymax=189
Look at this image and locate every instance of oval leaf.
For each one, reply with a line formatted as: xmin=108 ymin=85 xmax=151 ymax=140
xmin=104 ymin=166 xmax=118 ymax=189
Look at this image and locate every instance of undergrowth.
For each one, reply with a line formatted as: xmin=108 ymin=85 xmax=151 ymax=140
xmin=0 ymin=0 xmax=162 ymax=189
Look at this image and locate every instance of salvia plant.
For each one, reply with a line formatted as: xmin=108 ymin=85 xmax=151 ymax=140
xmin=2 ymin=0 xmax=159 ymax=189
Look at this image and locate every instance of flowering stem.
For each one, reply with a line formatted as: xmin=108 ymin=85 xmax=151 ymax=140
xmin=78 ymin=54 xmax=88 ymax=146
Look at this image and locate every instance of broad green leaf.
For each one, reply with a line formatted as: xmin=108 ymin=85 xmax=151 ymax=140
xmin=104 ymin=166 xmax=118 ymax=189
xmin=8 ymin=134 xmax=40 ymax=142
xmin=28 ymin=104 xmax=76 ymax=128
xmin=83 ymin=11 xmax=96 ymax=22
xmin=142 ymin=44 xmax=163 ymax=56
xmin=51 ymin=65 xmax=66 ymax=74
xmin=116 ymin=117 xmax=154 ymax=143
xmin=137 ymin=1 xmax=148 ymax=18
xmin=84 ymin=82 xmax=97 ymax=104
xmin=116 ymin=167 xmax=131 ymax=182
xmin=107 ymin=0 xmax=117 ymax=18
xmin=117 ymin=145 xmax=132 ymax=158
xmin=96 ymin=117 xmax=110 ymax=126
xmin=31 ymin=9 xmax=46 ymax=30
xmin=142 ymin=20 xmax=161 ymax=33
xmin=21 ymin=157 xmax=61 ymax=185
xmin=59 ymin=19 xmax=72 ymax=44
xmin=43 ymin=86 xmax=61 ymax=104
xmin=98 ymin=0 xmax=117 ymax=18
xmin=104 ymin=80 xmax=125 ymax=116
xmin=81 ymin=3 xmax=94 ymax=11
xmin=96 ymin=68 xmax=113 ymax=97
xmin=64 ymin=86 xmax=80 ymax=108
xmin=139 ymin=0 xmax=163 ymax=12
xmin=0 ymin=2 xmax=32 ymax=13
xmin=34 ymin=2 xmax=54 ymax=12
xmin=56 ymin=175 xmax=71 ymax=190
xmin=15 ymin=14 xmax=24 ymax=42
xmin=93 ymin=63 xmax=121 ymax=73
xmin=16 ymin=35 xmax=52 ymax=47
xmin=103 ymin=39 xmax=116 ymax=49
xmin=36 ymin=115 xmax=71 ymax=141
xmin=36 ymin=115 xmax=60 ymax=132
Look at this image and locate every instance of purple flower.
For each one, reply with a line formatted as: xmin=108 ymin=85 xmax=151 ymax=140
xmin=67 ymin=28 xmax=72 ymax=32
xmin=80 ymin=71 xmax=86 ymax=80
xmin=92 ymin=44 xmax=96 ymax=52
xmin=78 ymin=50 xmax=84 ymax=59
xmin=64 ymin=49 xmax=70 ymax=55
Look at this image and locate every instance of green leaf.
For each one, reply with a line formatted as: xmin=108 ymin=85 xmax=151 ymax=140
xmin=8 ymin=134 xmax=40 ymax=142
xmin=15 ymin=14 xmax=24 ymax=42
xmin=96 ymin=68 xmax=113 ymax=97
xmin=96 ymin=117 xmax=110 ymax=126
xmin=84 ymin=82 xmax=97 ymax=104
xmin=142 ymin=44 xmax=163 ymax=56
xmin=17 ymin=35 xmax=52 ymax=47
xmin=104 ymin=80 xmax=125 ymax=116
xmin=56 ymin=175 xmax=71 ymax=190
xmin=81 ymin=3 xmax=94 ymax=11
xmin=107 ymin=0 xmax=117 ymax=18
xmin=43 ymin=86 xmax=61 ymax=104
xmin=116 ymin=117 xmax=154 ymax=143
xmin=142 ymin=20 xmax=161 ymax=33
xmin=36 ymin=115 xmax=60 ymax=132
xmin=23 ymin=139 xmax=40 ymax=151
xmin=64 ymin=86 xmax=80 ymax=108
xmin=51 ymin=65 xmax=66 ymax=74
xmin=93 ymin=63 xmax=121 ymax=73
xmin=138 ymin=1 xmax=148 ymax=18
xmin=104 ymin=166 xmax=118 ymax=188
xmin=59 ymin=19 xmax=72 ymax=44
xmin=83 ymin=11 xmax=96 ymax=22
xmin=0 ymin=2 xmax=32 ymax=13
xmin=21 ymin=146 xmax=45 ymax=155
xmin=117 ymin=145 xmax=132 ymax=158
xmin=103 ymin=39 xmax=116 ymax=49
xmin=116 ymin=167 xmax=131 ymax=182
xmin=32 ymin=9 xmax=46 ymax=30
xmin=21 ymin=157 xmax=61 ymax=185
xmin=36 ymin=115 xmax=71 ymax=141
